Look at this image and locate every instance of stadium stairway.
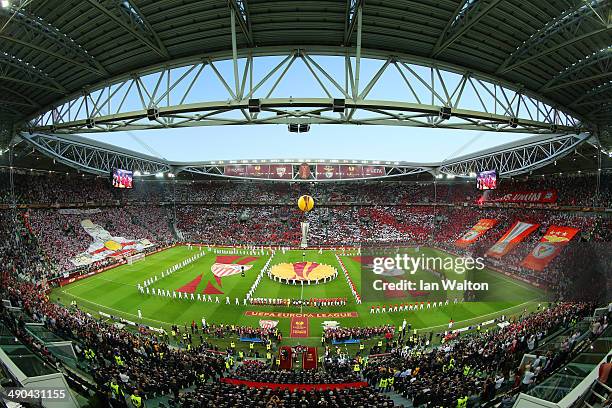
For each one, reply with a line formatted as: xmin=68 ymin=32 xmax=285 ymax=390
xmin=387 ymin=390 xmax=414 ymax=407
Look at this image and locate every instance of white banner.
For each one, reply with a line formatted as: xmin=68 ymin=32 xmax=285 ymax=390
xmin=71 ymin=219 xmax=153 ymax=266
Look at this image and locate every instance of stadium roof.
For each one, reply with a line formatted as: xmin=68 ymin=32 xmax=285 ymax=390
xmin=0 ymin=0 xmax=610 ymax=124
xmin=0 ymin=0 xmax=611 ymax=166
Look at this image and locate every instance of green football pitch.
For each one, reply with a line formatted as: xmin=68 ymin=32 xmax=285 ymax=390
xmin=53 ymin=245 xmax=545 ymax=348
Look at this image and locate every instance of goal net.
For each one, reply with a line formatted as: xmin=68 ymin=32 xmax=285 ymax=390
xmin=127 ymin=252 xmax=146 ymax=265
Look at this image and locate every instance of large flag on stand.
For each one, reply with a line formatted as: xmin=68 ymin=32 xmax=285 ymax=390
xmin=521 ymin=226 xmax=580 ymax=271
xmin=279 ymin=346 xmax=293 ymax=370
xmin=303 ymin=347 xmax=318 ymax=370
xmin=486 ymin=221 xmax=540 ymax=258
xmin=455 ymin=219 xmax=498 ymax=248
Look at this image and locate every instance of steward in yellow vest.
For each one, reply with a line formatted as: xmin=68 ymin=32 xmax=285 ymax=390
xmin=130 ymin=390 xmax=142 ymax=407
xmin=109 ymin=380 xmax=123 ymax=399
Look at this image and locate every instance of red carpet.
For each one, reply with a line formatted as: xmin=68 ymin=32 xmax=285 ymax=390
xmin=202 ymin=280 xmax=224 ymax=295
xmin=177 ymin=274 xmax=203 ymax=293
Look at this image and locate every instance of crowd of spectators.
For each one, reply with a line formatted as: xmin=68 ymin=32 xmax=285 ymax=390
xmin=324 ymin=325 xmax=396 ymax=343
xmin=362 ymin=303 xmax=593 ymax=407
xmin=2 ymin=279 xmax=225 ymax=400
xmin=229 ymin=360 xmax=361 ymax=384
xmin=1 ymin=168 xmax=609 ymax=207
xmin=171 ymin=382 xmax=399 ymax=407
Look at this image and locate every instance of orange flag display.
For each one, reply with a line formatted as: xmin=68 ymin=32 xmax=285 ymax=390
xmin=521 ymin=226 xmax=580 ymax=271
xmin=455 ymin=219 xmax=498 ymax=248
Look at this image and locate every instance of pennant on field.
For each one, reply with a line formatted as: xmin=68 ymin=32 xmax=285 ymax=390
xmin=204 ymin=256 xmax=260 ymax=295
xmin=177 ymin=274 xmax=203 ymax=293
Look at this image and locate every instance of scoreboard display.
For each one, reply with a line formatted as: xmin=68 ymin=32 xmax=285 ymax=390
xmin=112 ymin=168 xmax=133 ymax=189
xmin=476 ymin=170 xmax=497 ymax=190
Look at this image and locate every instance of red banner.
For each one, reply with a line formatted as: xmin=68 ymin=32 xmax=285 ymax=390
xmin=303 ymin=347 xmax=318 ymax=370
xmin=486 ymin=221 xmax=540 ymax=258
xmin=289 ymin=316 xmax=310 ymax=338
xmin=521 ymin=226 xmax=580 ymax=271
xmin=488 ymin=189 xmax=558 ymax=204
xmin=245 ymin=311 xmax=358 ymax=318
xmin=279 ymin=346 xmax=293 ymax=370
xmin=316 ymin=164 xmax=341 ymax=179
xmin=269 ymin=164 xmax=293 ymax=179
xmin=340 ymin=165 xmax=363 ymax=178
xmin=455 ymin=219 xmax=498 ymax=248
xmin=362 ymin=165 xmax=385 ymax=177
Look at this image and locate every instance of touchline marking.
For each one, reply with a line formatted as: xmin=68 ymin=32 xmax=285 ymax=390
xmin=415 ymin=300 xmax=538 ymax=333
xmin=60 ymin=291 xmax=176 ymax=326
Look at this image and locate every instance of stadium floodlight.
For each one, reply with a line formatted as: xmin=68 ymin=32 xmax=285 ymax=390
xmin=248 ymin=99 xmax=261 ymax=113
xmin=439 ymin=106 xmax=452 ymax=120
xmin=155 ymin=172 xmax=164 ymax=178
xmin=1 ymin=0 xmax=9 ymax=8
xmin=133 ymin=170 xmax=141 ymax=176
xmin=147 ymin=107 xmax=159 ymax=121
xmin=332 ymin=99 xmax=346 ymax=113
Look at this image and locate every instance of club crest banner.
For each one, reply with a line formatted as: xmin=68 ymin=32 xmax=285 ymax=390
xmin=486 ymin=221 xmax=540 ymax=258
xmin=259 ymin=320 xmax=279 ymax=330
xmin=487 ymin=189 xmax=558 ymax=204
xmin=521 ymin=226 xmax=580 ymax=271
xmin=71 ymin=219 xmax=153 ymax=266
xmin=455 ymin=219 xmax=498 ymax=248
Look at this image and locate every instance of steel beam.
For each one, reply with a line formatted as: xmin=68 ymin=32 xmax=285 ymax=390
xmin=0 ymin=7 xmax=107 ymax=76
xmin=21 ymin=132 xmax=171 ymax=175
xmin=432 ymin=0 xmax=502 ymax=58
xmin=498 ymin=0 xmax=610 ymax=74
xmin=344 ymin=0 xmax=364 ymax=46
xmin=84 ymin=0 xmax=169 ymax=59
xmin=541 ymin=47 xmax=612 ymax=92
xmin=227 ymin=0 xmax=253 ymax=47
xmin=439 ymin=133 xmax=590 ymax=176
xmin=24 ymin=49 xmax=585 ymax=134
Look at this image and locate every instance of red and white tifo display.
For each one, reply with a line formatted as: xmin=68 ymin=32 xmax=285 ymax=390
xmin=268 ymin=262 xmax=338 ymax=284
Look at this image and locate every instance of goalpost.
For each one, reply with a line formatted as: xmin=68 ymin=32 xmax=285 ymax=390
xmin=127 ymin=252 xmax=146 ymax=265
